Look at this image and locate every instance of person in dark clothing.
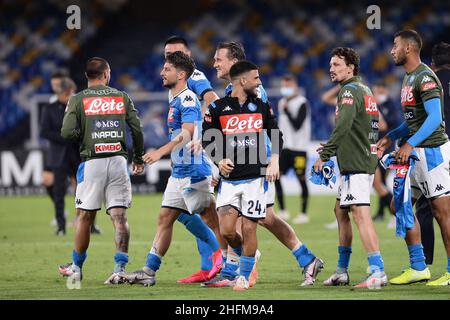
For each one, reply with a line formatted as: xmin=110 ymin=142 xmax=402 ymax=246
xmin=41 ymin=77 xmax=102 ymax=235
xmin=371 ymin=80 xmax=402 ymax=223
xmin=414 ymin=42 xmax=450 ymax=265
xmin=41 ymin=77 xmax=79 ymax=235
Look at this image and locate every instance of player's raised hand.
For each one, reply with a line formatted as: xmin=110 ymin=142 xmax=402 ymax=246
xmin=143 ymin=149 xmax=163 ymax=165
xmin=132 ymin=162 xmax=145 ymax=175
xmin=218 ymin=159 xmax=234 ymax=177
xmin=376 ymin=136 xmax=392 ymax=158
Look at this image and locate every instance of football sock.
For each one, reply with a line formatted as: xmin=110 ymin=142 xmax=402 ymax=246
xmin=196 ymin=237 xmax=213 ymax=271
xmin=407 ymin=244 xmax=426 ymax=271
xmin=72 ymin=250 xmax=87 ymax=268
xmin=145 ymin=249 xmax=162 ymax=272
xmin=239 ymin=256 xmax=255 ymax=281
xmin=177 ymin=213 xmax=219 ymax=252
xmin=221 ymin=246 xmax=241 ymax=278
xmin=368 ymin=251 xmax=384 ymax=273
xmin=292 ymin=244 xmax=315 ymax=268
xmin=114 ymin=252 xmax=128 ymax=273
xmin=337 ymin=246 xmax=352 ymax=271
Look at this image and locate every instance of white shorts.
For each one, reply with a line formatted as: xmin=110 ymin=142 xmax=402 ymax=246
xmin=266 ymin=181 xmax=275 ymax=207
xmin=216 ymin=177 xmax=268 ymax=219
xmin=75 ymin=156 xmax=131 ymax=211
xmin=410 ymin=141 xmax=450 ymax=199
xmin=162 ymin=176 xmax=214 ymax=214
xmin=337 ymin=173 xmax=374 ymax=208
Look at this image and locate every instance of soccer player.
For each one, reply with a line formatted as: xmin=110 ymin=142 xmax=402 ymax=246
xmin=204 ymin=42 xmax=323 ymax=288
xmin=163 ymin=36 xmax=224 ymax=283
xmin=276 ymin=74 xmax=312 ymax=224
xmin=118 ymin=52 xmax=221 ymax=287
xmin=377 ymin=30 xmax=450 ymax=286
xmin=316 ymin=47 xmax=388 ymax=288
xmin=58 ymin=57 xmax=145 ymax=285
xmin=412 ymin=41 xmax=450 ymax=267
xmin=202 ymin=60 xmax=284 ymax=290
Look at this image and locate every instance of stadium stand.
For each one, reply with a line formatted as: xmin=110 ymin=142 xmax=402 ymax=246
xmin=1 ymin=0 xmax=449 ymax=145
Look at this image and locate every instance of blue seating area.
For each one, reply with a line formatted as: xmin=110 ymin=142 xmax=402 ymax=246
xmin=0 ymin=0 xmax=106 ymax=135
xmin=108 ymin=0 xmax=450 ymax=140
xmin=2 ymin=0 xmax=450 ymax=141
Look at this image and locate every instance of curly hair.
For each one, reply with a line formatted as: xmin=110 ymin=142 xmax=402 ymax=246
xmin=331 ymin=47 xmax=360 ymax=76
xmin=165 ymin=51 xmax=196 ymax=78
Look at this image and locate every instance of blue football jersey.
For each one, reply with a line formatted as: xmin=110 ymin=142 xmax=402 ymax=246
xmin=187 ymin=69 xmax=213 ymax=100
xmin=224 ymin=83 xmax=272 ymax=157
xmin=167 ymin=88 xmax=211 ymax=178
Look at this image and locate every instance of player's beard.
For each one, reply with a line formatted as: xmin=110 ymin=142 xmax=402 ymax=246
xmin=244 ymin=87 xmax=258 ymax=99
xmin=394 ymin=51 xmax=407 ymax=66
xmin=163 ymin=80 xmax=176 ymax=89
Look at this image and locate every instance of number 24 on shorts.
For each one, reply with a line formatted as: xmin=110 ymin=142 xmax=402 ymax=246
xmin=248 ymin=200 xmax=265 ymax=215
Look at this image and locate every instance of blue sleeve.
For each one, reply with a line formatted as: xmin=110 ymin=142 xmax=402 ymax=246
xmin=187 ymin=73 xmax=213 ymax=100
xmin=387 ymin=122 xmax=410 ymax=141
xmin=257 ymin=85 xmax=268 ymax=103
xmin=181 ymin=106 xmax=200 ymax=123
xmin=407 ymin=98 xmax=442 ymax=147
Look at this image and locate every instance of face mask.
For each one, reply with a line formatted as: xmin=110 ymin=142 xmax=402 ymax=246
xmin=280 ymin=87 xmax=295 ymax=97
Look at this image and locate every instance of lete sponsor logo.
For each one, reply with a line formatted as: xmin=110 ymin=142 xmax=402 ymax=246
xmin=365 ymin=95 xmax=378 ymax=115
xmin=94 ymin=142 xmax=122 ymax=153
xmin=83 ymin=97 xmax=125 ymax=116
xmin=401 ymin=86 xmax=416 ymax=106
xmin=220 ymin=113 xmax=263 ymax=134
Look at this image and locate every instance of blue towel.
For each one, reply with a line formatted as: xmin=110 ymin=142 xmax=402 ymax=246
xmin=380 ymin=152 xmax=419 ymax=238
xmin=310 ymin=160 xmax=337 ymax=189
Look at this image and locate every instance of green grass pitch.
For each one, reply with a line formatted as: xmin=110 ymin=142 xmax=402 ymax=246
xmin=0 ymin=194 xmax=448 ymax=300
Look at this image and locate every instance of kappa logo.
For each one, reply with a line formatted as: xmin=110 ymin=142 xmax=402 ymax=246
xmin=435 ymin=184 xmax=444 ymax=192
xmin=76 ymin=199 xmax=83 ymax=205
xmin=421 ymin=75 xmax=432 ymax=83
xmin=342 ymin=90 xmax=353 ymax=98
xmin=344 ymin=194 xmax=356 ymax=201
xmin=183 ymin=95 xmax=194 ymax=102
xmin=223 ymin=106 xmax=233 ymax=112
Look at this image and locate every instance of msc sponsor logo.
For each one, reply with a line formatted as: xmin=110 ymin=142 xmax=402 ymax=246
xmin=401 ymin=86 xmax=416 ymax=106
xmin=371 ymin=119 xmax=379 ymax=130
xmin=83 ymin=97 xmax=125 ymax=116
xmin=91 ymin=131 xmax=124 ymax=139
xmin=230 ymin=137 xmax=257 ymax=148
xmin=220 ymin=114 xmax=263 ymax=134
xmin=94 ymin=142 xmax=122 ymax=153
xmin=404 ymin=111 xmax=415 ymax=120
xmin=364 ymin=95 xmax=378 ymax=115
xmin=93 ymin=120 xmax=120 ymax=130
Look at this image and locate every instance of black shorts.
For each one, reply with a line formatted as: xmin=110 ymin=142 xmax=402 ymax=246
xmin=280 ymin=149 xmax=307 ymax=176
